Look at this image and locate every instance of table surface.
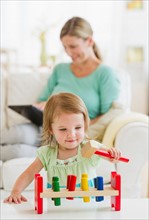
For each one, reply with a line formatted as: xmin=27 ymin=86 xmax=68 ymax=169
xmin=1 ymin=190 xmax=148 ymax=219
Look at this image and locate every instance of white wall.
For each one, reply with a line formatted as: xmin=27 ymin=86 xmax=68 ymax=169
xmin=1 ymin=1 xmax=126 ymax=67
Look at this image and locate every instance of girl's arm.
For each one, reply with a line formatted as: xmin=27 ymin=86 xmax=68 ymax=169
xmin=3 ymin=157 xmax=43 ymax=204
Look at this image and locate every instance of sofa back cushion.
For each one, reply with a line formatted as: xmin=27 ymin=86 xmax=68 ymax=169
xmin=6 ymin=71 xmax=50 ymax=127
xmin=3 ymin=68 xmax=131 ymax=129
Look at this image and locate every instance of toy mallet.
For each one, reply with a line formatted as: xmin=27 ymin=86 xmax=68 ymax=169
xmin=81 ymin=140 xmax=129 ymax=163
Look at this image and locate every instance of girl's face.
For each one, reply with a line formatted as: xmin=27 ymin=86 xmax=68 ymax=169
xmin=51 ymin=112 xmax=85 ymax=150
xmin=61 ymin=35 xmax=93 ymax=64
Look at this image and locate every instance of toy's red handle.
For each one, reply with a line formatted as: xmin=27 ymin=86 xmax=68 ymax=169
xmin=95 ymin=150 xmax=129 ymax=163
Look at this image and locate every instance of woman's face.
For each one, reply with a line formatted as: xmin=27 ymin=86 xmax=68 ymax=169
xmin=61 ymin=35 xmax=93 ymax=64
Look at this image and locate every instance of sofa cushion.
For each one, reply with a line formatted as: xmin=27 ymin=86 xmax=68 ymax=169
xmin=6 ymin=72 xmax=49 ymax=127
xmin=1 ymin=123 xmax=41 ymax=146
xmin=0 ymin=144 xmax=37 ymax=162
xmin=2 ymin=157 xmax=47 ymax=191
xmin=7 ymin=72 xmax=49 ymax=106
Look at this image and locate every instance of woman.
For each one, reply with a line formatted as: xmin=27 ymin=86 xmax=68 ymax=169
xmin=0 ymin=17 xmax=124 ymax=163
xmin=35 ymin=16 xmax=122 ymax=141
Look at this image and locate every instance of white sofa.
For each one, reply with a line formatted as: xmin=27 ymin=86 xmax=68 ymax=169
xmin=0 ymin=68 xmax=148 ymax=198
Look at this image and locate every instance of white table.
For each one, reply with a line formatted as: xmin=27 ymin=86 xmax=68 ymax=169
xmin=1 ymin=190 xmax=148 ymax=219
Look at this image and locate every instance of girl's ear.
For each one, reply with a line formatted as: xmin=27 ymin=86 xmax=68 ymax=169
xmin=87 ymin=36 xmax=94 ymax=46
xmin=49 ymin=129 xmax=53 ymax=135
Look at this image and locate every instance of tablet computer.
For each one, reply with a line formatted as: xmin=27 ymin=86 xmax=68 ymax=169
xmin=8 ymin=105 xmax=43 ymax=126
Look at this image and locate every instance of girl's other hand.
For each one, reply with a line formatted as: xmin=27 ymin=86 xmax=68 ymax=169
xmin=3 ymin=193 xmax=27 ymax=204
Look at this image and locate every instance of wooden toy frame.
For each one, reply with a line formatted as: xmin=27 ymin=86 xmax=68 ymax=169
xmin=34 ymin=171 xmax=121 ymax=214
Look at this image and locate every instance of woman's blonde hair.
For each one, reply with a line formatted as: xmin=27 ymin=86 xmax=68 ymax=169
xmin=60 ymin=16 xmax=102 ymax=60
xmin=42 ymin=92 xmax=90 ymax=146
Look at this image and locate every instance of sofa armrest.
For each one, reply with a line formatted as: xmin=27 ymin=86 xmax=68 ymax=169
xmin=0 ymin=160 xmax=3 ymax=188
xmin=114 ymin=122 xmax=148 ymax=198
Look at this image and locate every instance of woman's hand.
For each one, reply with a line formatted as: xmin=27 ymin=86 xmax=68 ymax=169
xmin=3 ymin=192 xmax=27 ymax=204
xmin=33 ymin=101 xmax=47 ymax=111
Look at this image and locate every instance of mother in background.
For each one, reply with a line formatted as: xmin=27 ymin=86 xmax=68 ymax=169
xmin=35 ymin=16 xmax=122 ymax=142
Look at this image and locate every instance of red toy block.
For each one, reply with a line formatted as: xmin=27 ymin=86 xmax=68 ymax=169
xmin=35 ymin=174 xmax=43 ymax=214
xmin=34 ymin=174 xmax=40 ymax=211
xmin=111 ymin=172 xmax=121 ymax=211
xmin=66 ymin=175 xmax=77 ymax=200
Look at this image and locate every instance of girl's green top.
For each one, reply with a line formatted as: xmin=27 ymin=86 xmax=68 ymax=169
xmin=38 ymin=63 xmax=120 ymax=119
xmin=37 ymin=142 xmax=103 ymax=187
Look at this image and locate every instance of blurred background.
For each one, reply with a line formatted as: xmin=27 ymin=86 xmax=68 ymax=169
xmin=1 ymin=0 xmax=148 ymax=114
xmin=0 ymin=1 xmax=148 ymax=199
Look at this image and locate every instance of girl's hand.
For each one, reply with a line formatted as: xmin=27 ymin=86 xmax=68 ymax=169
xmin=3 ymin=193 xmax=27 ymax=204
xmin=108 ymin=147 xmax=121 ymax=162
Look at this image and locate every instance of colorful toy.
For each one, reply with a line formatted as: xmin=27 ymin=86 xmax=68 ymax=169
xmin=52 ymin=176 xmax=61 ymax=206
xmin=34 ymin=171 xmax=121 ymax=214
xmin=81 ymin=140 xmax=129 ymax=163
xmin=94 ymin=176 xmax=104 ymax=202
xmin=81 ymin=173 xmax=90 ymax=202
xmin=66 ymin=175 xmax=77 ymax=200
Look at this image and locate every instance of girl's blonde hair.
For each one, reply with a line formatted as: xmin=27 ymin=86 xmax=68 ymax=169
xmin=42 ymin=92 xmax=90 ymax=146
xmin=60 ymin=16 xmax=102 ymax=61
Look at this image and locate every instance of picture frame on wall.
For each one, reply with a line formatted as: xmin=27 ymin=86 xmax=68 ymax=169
xmin=126 ymin=47 xmax=144 ymax=63
xmin=127 ymin=0 xmax=143 ymax=10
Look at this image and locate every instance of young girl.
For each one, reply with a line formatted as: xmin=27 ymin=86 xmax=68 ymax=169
xmin=4 ymin=92 xmax=121 ymax=204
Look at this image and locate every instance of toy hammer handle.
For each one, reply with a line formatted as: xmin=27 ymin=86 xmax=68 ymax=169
xmin=95 ymin=150 xmax=129 ymax=163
